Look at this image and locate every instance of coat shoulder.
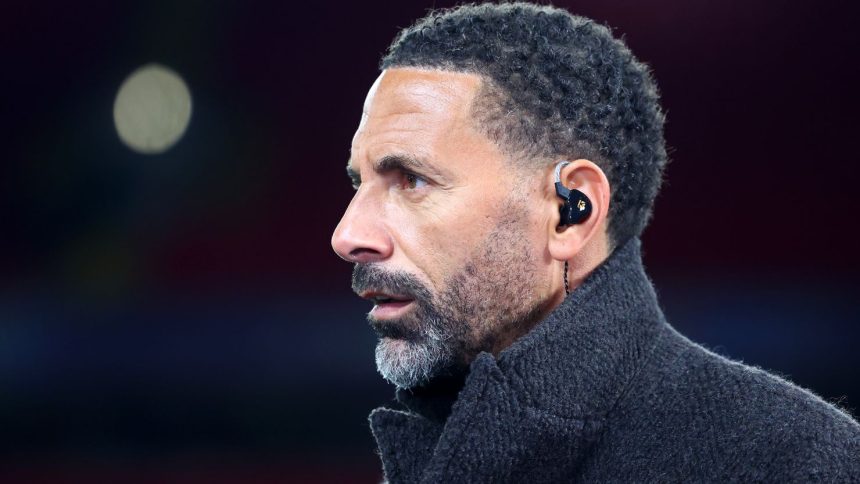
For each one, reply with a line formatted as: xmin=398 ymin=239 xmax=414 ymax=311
xmin=582 ymin=326 xmax=860 ymax=481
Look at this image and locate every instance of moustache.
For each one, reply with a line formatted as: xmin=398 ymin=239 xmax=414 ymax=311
xmin=351 ymin=264 xmax=431 ymax=302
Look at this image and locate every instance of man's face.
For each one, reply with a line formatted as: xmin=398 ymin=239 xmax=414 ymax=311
xmin=331 ymin=68 xmax=556 ymax=389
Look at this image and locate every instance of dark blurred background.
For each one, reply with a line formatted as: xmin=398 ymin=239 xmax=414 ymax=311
xmin=1 ymin=0 xmax=858 ymax=482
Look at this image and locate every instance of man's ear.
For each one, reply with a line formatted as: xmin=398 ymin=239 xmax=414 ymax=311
xmin=546 ymin=159 xmax=611 ymax=262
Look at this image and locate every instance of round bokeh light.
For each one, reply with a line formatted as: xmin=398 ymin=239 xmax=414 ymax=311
xmin=113 ymin=63 xmax=192 ymax=154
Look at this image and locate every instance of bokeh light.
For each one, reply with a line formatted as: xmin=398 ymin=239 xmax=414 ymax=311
xmin=113 ymin=63 xmax=192 ymax=154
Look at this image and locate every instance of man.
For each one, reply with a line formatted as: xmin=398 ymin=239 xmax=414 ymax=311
xmin=331 ymin=3 xmax=860 ymax=482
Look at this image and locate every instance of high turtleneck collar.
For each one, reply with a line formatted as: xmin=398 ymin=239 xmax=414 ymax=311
xmin=370 ymin=236 xmax=671 ymax=482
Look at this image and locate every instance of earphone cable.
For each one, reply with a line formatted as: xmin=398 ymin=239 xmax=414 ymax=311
xmin=564 ymin=260 xmax=570 ymax=296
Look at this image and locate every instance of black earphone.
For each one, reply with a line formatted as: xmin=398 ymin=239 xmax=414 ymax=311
xmin=554 ymin=161 xmax=592 ymax=226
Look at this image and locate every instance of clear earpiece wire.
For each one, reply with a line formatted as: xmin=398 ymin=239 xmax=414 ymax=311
xmin=554 ymin=160 xmax=570 ymax=183
xmin=557 ymin=161 xmax=572 ymax=296
xmin=564 ymin=260 xmax=570 ymax=296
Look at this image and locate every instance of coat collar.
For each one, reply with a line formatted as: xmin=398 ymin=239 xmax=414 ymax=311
xmin=369 ymin=237 xmax=669 ymax=483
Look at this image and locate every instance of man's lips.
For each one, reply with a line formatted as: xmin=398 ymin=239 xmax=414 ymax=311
xmin=370 ymin=299 xmax=415 ymax=320
xmin=360 ymin=291 xmax=416 ymax=320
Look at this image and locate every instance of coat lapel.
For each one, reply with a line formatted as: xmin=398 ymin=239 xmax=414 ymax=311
xmin=369 ymin=407 xmax=443 ymax=483
xmin=419 ymin=353 xmax=605 ymax=483
xmin=370 ymin=353 xmax=605 ymax=483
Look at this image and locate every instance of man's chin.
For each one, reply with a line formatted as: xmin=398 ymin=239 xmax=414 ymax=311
xmin=374 ymin=336 xmax=451 ymax=389
xmin=377 ymin=336 xmax=412 ymax=353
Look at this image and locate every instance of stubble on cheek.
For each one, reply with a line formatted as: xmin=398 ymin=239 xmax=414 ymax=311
xmin=438 ymin=198 xmax=547 ymax=356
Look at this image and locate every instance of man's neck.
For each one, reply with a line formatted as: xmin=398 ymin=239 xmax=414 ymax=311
xmin=396 ymin=366 xmax=469 ymax=423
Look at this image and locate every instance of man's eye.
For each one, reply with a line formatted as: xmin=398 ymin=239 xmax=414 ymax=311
xmin=404 ymin=173 xmax=428 ymax=190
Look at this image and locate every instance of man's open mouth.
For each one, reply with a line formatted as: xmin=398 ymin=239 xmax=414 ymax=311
xmin=361 ymin=292 xmax=416 ymax=320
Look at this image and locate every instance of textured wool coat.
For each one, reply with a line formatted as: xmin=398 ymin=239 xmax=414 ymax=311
xmin=368 ymin=237 xmax=860 ymax=483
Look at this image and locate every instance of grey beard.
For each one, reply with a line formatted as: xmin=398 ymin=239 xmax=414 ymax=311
xmin=354 ymin=264 xmax=470 ymax=389
xmin=373 ymin=315 xmax=455 ymax=389
xmin=367 ymin=291 xmax=470 ymax=389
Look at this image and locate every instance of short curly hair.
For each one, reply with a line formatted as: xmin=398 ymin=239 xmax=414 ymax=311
xmin=381 ymin=2 xmax=668 ymax=249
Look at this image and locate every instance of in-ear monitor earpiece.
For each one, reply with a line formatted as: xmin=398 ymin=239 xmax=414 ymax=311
xmin=554 ymin=161 xmax=593 ymax=226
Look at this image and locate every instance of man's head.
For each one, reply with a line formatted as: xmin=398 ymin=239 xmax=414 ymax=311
xmin=332 ymin=3 xmax=667 ymax=389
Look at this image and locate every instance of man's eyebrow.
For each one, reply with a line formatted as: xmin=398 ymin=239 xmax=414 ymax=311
xmin=346 ymin=153 xmax=449 ymax=186
xmin=374 ymin=154 xmax=432 ymax=176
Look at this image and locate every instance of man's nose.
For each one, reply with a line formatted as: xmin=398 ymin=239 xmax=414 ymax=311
xmin=331 ymin=194 xmax=393 ymax=264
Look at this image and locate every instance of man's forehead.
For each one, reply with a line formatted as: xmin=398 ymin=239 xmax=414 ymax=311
xmin=362 ymin=68 xmax=483 ymax=118
xmin=349 ymin=68 xmax=486 ymax=174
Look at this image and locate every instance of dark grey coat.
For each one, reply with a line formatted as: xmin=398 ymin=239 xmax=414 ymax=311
xmin=369 ymin=237 xmax=860 ymax=483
